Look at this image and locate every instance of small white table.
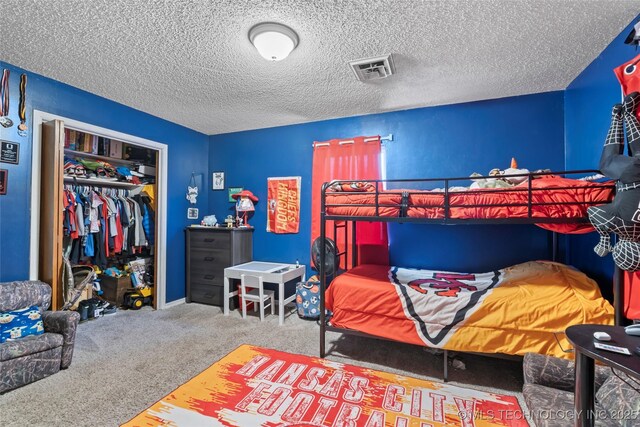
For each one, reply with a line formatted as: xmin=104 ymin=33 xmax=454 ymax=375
xmin=223 ymin=261 xmax=305 ymax=325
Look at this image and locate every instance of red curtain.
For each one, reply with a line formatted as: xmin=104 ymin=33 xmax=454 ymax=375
xmin=623 ymin=271 xmax=640 ymax=320
xmin=311 ymin=136 xmax=389 ymax=269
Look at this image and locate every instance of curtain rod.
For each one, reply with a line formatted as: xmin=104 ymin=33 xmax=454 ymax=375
xmin=313 ymin=134 xmax=393 ymax=148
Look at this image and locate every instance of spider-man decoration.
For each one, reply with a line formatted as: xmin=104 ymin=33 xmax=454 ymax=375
xmin=588 ymin=92 xmax=640 ymax=270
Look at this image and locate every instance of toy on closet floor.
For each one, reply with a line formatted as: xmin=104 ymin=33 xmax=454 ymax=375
xmin=126 ymin=259 xmax=152 ymax=288
xmin=123 ymin=287 xmax=153 ymax=310
xmin=122 ymin=259 xmax=154 ymax=310
xmin=588 ymin=92 xmax=640 ymax=271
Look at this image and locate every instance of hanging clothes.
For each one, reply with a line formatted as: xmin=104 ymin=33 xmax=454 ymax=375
xmin=121 ymin=197 xmax=130 ymax=248
xmin=139 ymin=193 xmax=155 ymax=246
xmin=142 ymin=184 xmax=155 ymax=206
xmin=61 ymin=185 xmax=150 ymax=269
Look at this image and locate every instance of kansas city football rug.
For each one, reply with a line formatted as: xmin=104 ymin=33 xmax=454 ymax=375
xmin=123 ymin=345 xmax=528 ymax=427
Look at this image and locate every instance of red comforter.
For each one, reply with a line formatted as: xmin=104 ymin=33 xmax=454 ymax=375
xmin=325 ymin=176 xmax=613 ymax=233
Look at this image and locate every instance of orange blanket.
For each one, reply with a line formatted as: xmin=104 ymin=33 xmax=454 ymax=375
xmin=326 ymin=261 xmax=614 ymax=359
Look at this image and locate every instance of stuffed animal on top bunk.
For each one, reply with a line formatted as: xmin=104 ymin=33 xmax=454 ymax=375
xmin=588 ymin=92 xmax=640 ymax=271
xmin=469 ymin=158 xmax=530 ymax=189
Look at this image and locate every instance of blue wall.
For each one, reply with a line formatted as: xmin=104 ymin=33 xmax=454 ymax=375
xmin=0 ymin=61 xmax=209 ymax=302
xmin=564 ymin=18 xmax=639 ymax=291
xmin=7 ymin=16 xmax=632 ymax=303
xmin=209 ymin=92 xmax=566 ymax=274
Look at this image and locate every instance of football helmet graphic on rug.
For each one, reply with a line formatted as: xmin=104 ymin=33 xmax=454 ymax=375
xmin=588 ymin=92 xmax=640 ymax=271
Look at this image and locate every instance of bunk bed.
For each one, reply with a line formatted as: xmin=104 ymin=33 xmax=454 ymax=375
xmin=317 ymin=169 xmax=621 ymax=379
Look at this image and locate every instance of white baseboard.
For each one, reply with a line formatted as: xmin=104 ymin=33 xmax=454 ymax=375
xmin=163 ymin=298 xmax=186 ymax=309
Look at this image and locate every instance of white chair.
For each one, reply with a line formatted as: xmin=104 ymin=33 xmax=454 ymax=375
xmin=240 ymin=274 xmax=275 ymax=321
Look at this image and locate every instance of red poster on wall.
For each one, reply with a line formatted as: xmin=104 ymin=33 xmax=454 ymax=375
xmin=267 ymin=177 xmax=301 ymax=234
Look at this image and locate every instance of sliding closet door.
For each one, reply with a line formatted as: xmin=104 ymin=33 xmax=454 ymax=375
xmin=39 ymin=120 xmax=64 ymax=310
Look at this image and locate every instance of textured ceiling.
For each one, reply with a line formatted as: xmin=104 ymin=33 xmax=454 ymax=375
xmin=2 ymin=0 xmax=640 ymax=135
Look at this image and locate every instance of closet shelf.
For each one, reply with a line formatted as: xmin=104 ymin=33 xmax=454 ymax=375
xmin=63 ymin=176 xmax=145 ymax=189
xmin=64 ymin=149 xmax=143 ymax=167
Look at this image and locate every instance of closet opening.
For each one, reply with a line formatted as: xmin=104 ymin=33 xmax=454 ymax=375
xmin=30 ymin=111 xmax=168 ymax=311
xmin=62 ymin=134 xmax=159 ymax=310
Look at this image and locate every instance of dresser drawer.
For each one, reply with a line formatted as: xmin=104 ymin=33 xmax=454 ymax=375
xmin=189 ymin=283 xmax=223 ymax=305
xmin=189 ymin=248 xmax=230 ymax=267
xmin=188 ymin=266 xmax=224 ymax=286
xmin=189 ymin=283 xmax=235 ymax=308
xmin=188 ymin=231 xmax=230 ymax=250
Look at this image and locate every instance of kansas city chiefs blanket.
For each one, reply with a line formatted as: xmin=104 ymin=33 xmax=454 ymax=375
xmin=326 ymin=261 xmax=614 ymax=358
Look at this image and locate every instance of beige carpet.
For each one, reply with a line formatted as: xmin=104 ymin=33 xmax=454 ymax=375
xmin=0 ymin=303 xmax=526 ymax=426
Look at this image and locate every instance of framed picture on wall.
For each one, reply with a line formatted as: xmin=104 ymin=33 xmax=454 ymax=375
xmin=212 ymin=172 xmax=224 ymax=190
xmin=0 ymin=141 xmax=19 ymax=165
xmin=187 ymin=207 xmax=199 ymax=220
xmin=0 ymin=169 xmax=7 ymax=195
xmin=228 ymin=187 xmax=243 ymax=202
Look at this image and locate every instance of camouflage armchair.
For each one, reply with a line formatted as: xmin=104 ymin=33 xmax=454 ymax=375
xmin=523 ymin=352 xmax=639 ymax=427
xmin=0 ymin=281 xmax=80 ymax=393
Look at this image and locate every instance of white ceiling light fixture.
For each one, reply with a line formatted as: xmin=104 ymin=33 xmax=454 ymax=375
xmin=249 ymin=22 xmax=299 ymax=61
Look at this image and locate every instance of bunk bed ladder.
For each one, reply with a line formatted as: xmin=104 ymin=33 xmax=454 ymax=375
xmin=400 ymin=191 xmax=409 ymax=218
xmin=444 ymin=180 xmax=450 ymax=220
xmin=351 ymin=221 xmax=358 ymax=268
xmin=320 ymin=183 xmax=328 ymax=358
xmin=334 ymin=221 xmax=349 ymax=269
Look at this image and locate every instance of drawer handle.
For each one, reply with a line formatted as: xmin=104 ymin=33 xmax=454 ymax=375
xmin=204 ymin=238 xmax=215 ymax=242
xmin=204 ymin=274 xmax=215 ymax=280
xmin=204 ymin=257 xmax=215 ymax=261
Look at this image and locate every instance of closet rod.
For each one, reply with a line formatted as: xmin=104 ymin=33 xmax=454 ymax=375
xmin=64 ymin=183 xmax=130 ymax=191
xmin=63 ymin=180 xmax=144 ymax=196
xmin=63 ymin=177 xmax=144 ymax=189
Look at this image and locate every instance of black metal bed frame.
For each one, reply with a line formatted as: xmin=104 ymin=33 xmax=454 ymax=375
xmin=317 ymin=169 xmax=622 ymax=379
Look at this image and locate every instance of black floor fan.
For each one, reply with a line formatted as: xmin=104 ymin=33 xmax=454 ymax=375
xmin=310 ymin=236 xmax=340 ymax=280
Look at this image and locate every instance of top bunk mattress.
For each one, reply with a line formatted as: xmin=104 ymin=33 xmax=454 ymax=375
xmin=325 ymin=261 xmax=614 ymax=358
xmin=325 ymin=176 xmax=613 ymax=232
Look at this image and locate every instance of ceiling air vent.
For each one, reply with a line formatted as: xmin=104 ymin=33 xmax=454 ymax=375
xmin=349 ymin=54 xmax=395 ymax=82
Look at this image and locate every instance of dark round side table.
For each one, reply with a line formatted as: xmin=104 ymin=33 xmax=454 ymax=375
xmin=566 ymin=324 xmax=640 ymax=427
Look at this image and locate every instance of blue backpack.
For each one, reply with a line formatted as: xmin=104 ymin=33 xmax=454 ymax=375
xmin=295 ymin=276 xmax=320 ymax=319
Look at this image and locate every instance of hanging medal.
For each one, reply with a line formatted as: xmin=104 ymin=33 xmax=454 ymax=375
xmin=17 ymin=74 xmax=27 ymax=137
xmin=0 ymin=69 xmax=13 ymax=129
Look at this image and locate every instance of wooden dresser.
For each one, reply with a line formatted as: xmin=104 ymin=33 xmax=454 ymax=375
xmin=186 ymin=227 xmax=253 ymax=307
